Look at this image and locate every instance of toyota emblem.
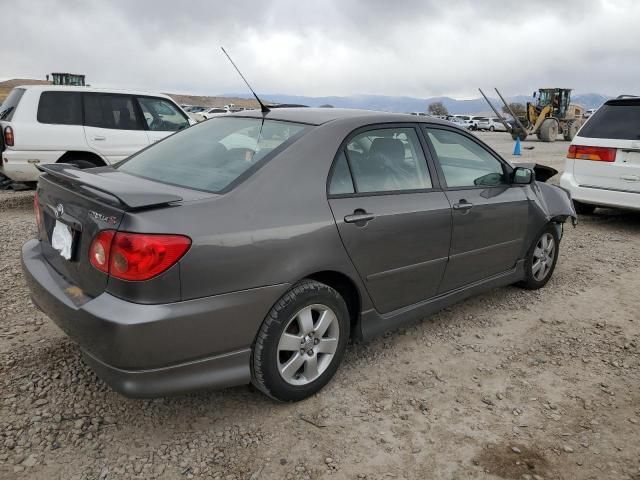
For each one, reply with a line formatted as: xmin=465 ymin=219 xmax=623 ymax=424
xmin=55 ymin=204 xmax=64 ymax=219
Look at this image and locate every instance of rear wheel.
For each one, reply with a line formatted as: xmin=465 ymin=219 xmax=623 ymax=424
xmin=519 ymin=224 xmax=560 ymax=290
xmin=573 ymin=200 xmax=596 ymax=215
xmin=539 ymin=119 xmax=559 ymax=142
xmin=251 ymin=280 xmax=350 ymax=402
xmin=57 ymin=153 xmax=105 ymax=170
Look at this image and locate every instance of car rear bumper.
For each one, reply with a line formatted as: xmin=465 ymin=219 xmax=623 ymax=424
xmin=1 ymin=150 xmax=66 ymax=182
xmin=21 ymin=238 xmax=290 ymax=397
xmin=560 ymin=171 xmax=640 ymax=211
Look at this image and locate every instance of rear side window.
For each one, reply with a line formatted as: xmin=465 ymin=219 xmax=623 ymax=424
xmin=329 ymin=152 xmax=355 ymax=195
xmin=579 ymin=101 xmax=640 ymax=140
xmin=117 ymin=117 xmax=306 ymax=193
xmin=0 ymin=88 xmax=26 ymax=121
xmin=137 ymin=96 xmax=189 ymax=131
xmin=37 ymin=91 xmax=82 ymax=125
xmin=342 ymin=127 xmax=432 ymax=193
xmin=84 ymin=94 xmax=144 ymax=130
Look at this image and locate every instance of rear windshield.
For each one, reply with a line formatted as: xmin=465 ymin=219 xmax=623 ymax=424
xmin=579 ymin=101 xmax=640 ymax=140
xmin=117 ymin=117 xmax=307 ymax=193
xmin=0 ymin=88 xmax=26 ymax=121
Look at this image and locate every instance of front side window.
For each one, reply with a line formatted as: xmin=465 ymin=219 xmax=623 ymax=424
xmin=342 ymin=127 xmax=432 ymax=193
xmin=137 ymin=97 xmax=189 ymax=131
xmin=117 ymin=117 xmax=306 ymax=193
xmin=37 ymin=91 xmax=82 ymax=125
xmin=84 ymin=94 xmax=143 ymax=130
xmin=425 ymin=128 xmax=507 ymax=188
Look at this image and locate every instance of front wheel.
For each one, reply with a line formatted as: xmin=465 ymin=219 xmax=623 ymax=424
xmin=251 ymin=280 xmax=350 ymax=401
xmin=519 ymin=224 xmax=560 ymax=290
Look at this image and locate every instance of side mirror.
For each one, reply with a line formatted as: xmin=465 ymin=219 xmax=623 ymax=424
xmin=513 ymin=167 xmax=533 ymax=184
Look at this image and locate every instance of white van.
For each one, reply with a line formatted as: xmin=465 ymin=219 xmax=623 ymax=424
xmin=0 ymin=85 xmax=193 ymax=182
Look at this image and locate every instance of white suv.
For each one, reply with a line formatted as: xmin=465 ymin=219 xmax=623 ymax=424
xmin=560 ymin=96 xmax=640 ymax=213
xmin=0 ymin=85 xmax=193 ymax=183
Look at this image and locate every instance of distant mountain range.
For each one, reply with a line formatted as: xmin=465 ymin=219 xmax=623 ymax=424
xmin=224 ymin=92 xmax=611 ymax=115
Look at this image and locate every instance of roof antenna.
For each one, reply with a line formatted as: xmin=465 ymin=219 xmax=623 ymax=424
xmin=221 ymin=46 xmax=270 ymax=113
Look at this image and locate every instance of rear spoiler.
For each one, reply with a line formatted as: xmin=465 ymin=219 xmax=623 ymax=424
xmin=37 ymin=164 xmax=183 ymax=210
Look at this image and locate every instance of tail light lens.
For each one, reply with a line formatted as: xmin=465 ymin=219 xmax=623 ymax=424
xmin=89 ymin=231 xmax=191 ymax=281
xmin=89 ymin=230 xmax=116 ymax=274
xmin=4 ymin=126 xmax=14 ymax=147
xmin=567 ymin=145 xmax=616 ymax=162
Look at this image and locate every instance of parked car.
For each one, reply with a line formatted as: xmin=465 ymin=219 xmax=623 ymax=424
xmin=478 ymin=117 xmax=509 ymax=132
xmin=561 ymin=97 xmax=640 ymax=213
xmin=409 ymin=112 xmax=429 ymax=117
xmin=22 ymin=108 xmax=576 ymax=402
xmin=200 ymin=107 xmax=230 ymax=120
xmin=447 ymin=116 xmax=469 ymax=128
xmin=468 ymin=116 xmax=487 ymax=131
xmin=583 ymin=108 xmax=597 ymax=119
xmin=0 ymin=85 xmax=193 ymax=183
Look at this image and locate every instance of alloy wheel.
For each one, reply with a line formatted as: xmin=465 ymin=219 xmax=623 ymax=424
xmin=277 ymin=304 xmax=339 ymax=386
xmin=532 ymin=233 xmax=555 ymax=281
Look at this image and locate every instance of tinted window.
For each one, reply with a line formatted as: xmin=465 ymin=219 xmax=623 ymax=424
xmin=0 ymin=88 xmax=26 ymax=121
xmin=425 ymin=128 xmax=507 ymax=188
xmin=137 ymin=97 xmax=189 ymax=131
xmin=579 ymin=101 xmax=640 ymax=140
xmin=329 ymin=152 xmax=355 ymax=195
xmin=84 ymin=94 xmax=143 ymax=130
xmin=37 ymin=91 xmax=82 ymax=125
xmin=117 ymin=117 xmax=306 ymax=193
xmin=345 ymin=127 xmax=432 ymax=193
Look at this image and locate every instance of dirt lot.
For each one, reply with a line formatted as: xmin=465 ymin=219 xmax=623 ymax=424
xmin=1 ymin=133 xmax=639 ymax=480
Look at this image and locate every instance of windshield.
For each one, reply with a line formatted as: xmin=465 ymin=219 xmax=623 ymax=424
xmin=117 ymin=117 xmax=307 ymax=192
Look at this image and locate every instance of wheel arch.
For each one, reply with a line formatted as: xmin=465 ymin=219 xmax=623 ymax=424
xmin=56 ymin=151 xmax=106 ymax=166
xmin=304 ymin=270 xmax=362 ymax=340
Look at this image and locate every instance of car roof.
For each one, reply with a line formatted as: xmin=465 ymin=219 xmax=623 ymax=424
xmin=14 ymin=84 xmax=175 ymax=100
xmin=229 ymin=107 xmax=453 ymax=126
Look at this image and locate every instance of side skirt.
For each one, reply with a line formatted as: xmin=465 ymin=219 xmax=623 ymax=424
xmin=358 ymin=260 xmax=525 ymax=341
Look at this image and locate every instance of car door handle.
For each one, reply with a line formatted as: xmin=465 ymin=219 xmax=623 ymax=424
xmin=93 ymin=136 xmax=106 ymax=141
xmin=453 ymin=201 xmax=473 ymax=211
xmin=344 ymin=211 xmax=376 ymax=224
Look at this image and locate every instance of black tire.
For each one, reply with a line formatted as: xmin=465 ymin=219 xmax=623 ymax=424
xmin=489 ymin=126 xmax=495 ymax=132
xmin=66 ymin=159 xmax=100 ymax=169
xmin=573 ymin=200 xmax=596 ymax=215
xmin=539 ymin=119 xmax=558 ymax=142
xmin=251 ymin=280 xmax=350 ymax=402
xmin=563 ymin=120 xmax=580 ymax=141
xmin=519 ymin=224 xmax=560 ymax=290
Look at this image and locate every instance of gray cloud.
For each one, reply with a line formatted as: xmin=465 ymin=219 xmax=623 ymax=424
xmin=1 ymin=0 xmax=638 ymax=98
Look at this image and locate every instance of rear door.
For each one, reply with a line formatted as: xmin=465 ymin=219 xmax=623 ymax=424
xmin=571 ymin=99 xmax=640 ymax=193
xmin=423 ymin=126 xmax=528 ymax=293
xmin=83 ymin=93 xmax=150 ymax=163
xmin=328 ymin=125 xmax=452 ymax=314
xmin=136 ymin=96 xmax=191 ymax=144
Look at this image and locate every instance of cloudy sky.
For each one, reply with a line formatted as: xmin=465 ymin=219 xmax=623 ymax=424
xmin=2 ymin=0 xmax=639 ymax=99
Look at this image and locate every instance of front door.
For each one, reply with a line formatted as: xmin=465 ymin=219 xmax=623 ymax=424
xmin=328 ymin=126 xmax=452 ymax=314
xmin=423 ymin=126 xmax=529 ymax=293
xmin=83 ymin=93 xmax=149 ymax=163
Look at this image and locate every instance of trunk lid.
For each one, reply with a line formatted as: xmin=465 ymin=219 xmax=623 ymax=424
xmin=35 ymin=164 xmax=210 ymax=297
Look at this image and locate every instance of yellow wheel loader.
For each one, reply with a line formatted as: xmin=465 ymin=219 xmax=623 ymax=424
xmin=479 ymin=88 xmax=585 ymax=142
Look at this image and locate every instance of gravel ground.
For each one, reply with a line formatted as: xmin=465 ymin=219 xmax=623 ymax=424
xmin=1 ymin=134 xmax=639 ymax=480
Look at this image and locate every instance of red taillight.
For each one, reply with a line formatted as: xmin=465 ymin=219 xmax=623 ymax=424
xmin=567 ymin=145 xmax=616 ymax=162
xmin=89 ymin=231 xmax=191 ymax=281
xmin=4 ymin=126 xmax=14 ymax=147
xmin=89 ymin=230 xmax=116 ymax=274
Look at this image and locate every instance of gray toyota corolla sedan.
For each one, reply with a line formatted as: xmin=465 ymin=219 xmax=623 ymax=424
xmin=22 ymin=108 xmax=576 ymax=401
